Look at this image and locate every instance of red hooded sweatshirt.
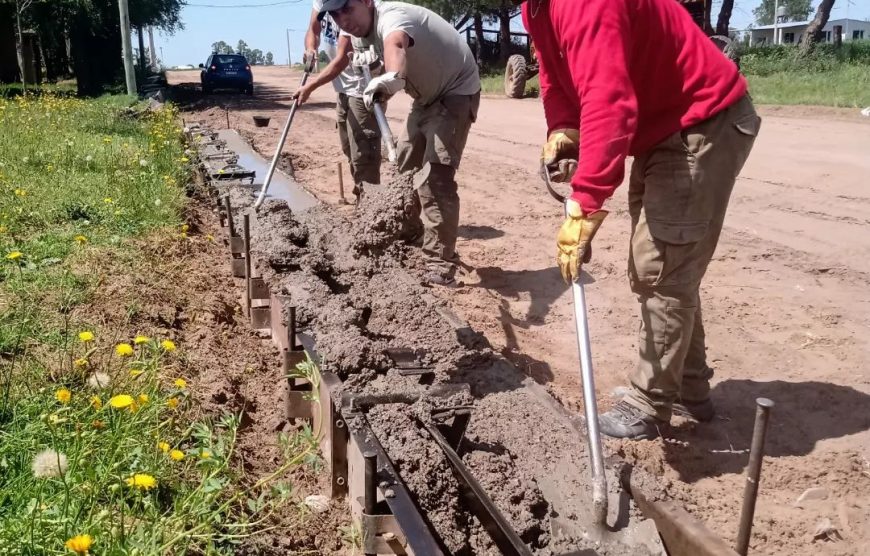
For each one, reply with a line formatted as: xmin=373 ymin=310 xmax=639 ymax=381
xmin=522 ymin=0 xmax=747 ymax=213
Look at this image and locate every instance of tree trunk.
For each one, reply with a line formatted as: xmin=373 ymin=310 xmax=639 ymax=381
xmin=473 ymin=11 xmax=484 ymax=67
xmin=716 ymin=0 xmax=734 ymax=36
xmin=801 ymin=0 xmax=836 ymax=55
xmin=15 ymin=0 xmax=26 ymax=90
xmin=703 ymin=0 xmax=714 ymax=34
xmin=498 ymin=5 xmax=511 ymax=66
xmin=137 ymin=26 xmax=147 ymax=75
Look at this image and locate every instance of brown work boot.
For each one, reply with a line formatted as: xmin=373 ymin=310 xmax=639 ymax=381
xmin=672 ymin=398 xmax=715 ymax=422
xmin=598 ymin=400 xmax=665 ymax=440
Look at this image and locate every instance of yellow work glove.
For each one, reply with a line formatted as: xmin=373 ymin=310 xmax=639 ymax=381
xmin=556 ymin=199 xmax=608 ymax=283
xmin=541 ymin=128 xmax=579 ymax=183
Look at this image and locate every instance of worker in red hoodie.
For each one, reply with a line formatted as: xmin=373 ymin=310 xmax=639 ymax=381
xmin=522 ymin=0 xmax=761 ymax=440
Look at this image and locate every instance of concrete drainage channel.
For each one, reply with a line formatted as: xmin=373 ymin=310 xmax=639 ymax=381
xmin=185 ymin=122 xmax=752 ymax=556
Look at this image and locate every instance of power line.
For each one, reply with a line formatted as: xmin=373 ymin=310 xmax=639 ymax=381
xmin=185 ymin=0 xmax=304 ymax=8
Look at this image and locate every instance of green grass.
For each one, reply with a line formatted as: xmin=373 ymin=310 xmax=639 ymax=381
xmin=741 ymin=41 xmax=870 ymax=107
xmin=747 ymin=64 xmax=870 ymax=107
xmin=480 ymin=70 xmax=540 ymax=97
xmin=0 ymin=95 xmax=319 ymax=554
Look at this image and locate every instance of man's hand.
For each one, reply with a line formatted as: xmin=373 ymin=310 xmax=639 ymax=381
xmin=302 ymin=49 xmax=319 ymax=73
xmin=556 ymin=199 xmax=607 ymax=283
xmin=352 ymin=45 xmax=380 ymax=69
xmin=541 ymin=128 xmax=579 ymax=183
xmin=362 ymin=71 xmax=405 ymax=111
xmin=293 ymin=82 xmax=315 ymax=105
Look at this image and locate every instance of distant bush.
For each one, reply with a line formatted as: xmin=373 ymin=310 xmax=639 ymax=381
xmin=741 ymin=40 xmax=870 ymax=75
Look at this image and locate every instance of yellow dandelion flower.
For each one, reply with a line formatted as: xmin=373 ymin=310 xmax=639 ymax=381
xmin=102 ymin=137 xmax=112 ymax=143
xmin=166 ymin=397 xmax=179 ymax=409
xmin=180 ymin=156 xmax=190 ymax=163
xmin=90 ymin=396 xmax=102 ymax=410
xmin=55 ymin=388 xmax=71 ymax=404
xmin=103 ymin=198 xmax=113 ymax=204
xmin=206 ymin=234 xmax=214 ymax=242
xmin=129 ymin=369 xmax=144 ymax=378
xmin=134 ymin=335 xmax=150 ymax=345
xmin=173 ymin=378 xmax=186 ymax=389
xmin=5 ymin=251 xmax=22 ymax=260
xmin=125 ymin=473 xmax=157 ymax=491
xmin=115 ymin=343 xmax=134 ymax=357
xmin=158 ymin=441 xmax=169 ymax=453
xmin=138 ymin=394 xmax=149 ymax=404
xmin=74 ymin=358 xmax=88 ymax=369
xmin=78 ymin=331 xmax=94 ymax=342
xmin=108 ymin=394 xmax=134 ymax=409
xmin=64 ymin=533 xmax=92 ymax=554
xmin=161 ymin=339 xmax=177 ymax=352
xmin=169 ymin=449 xmax=185 ymax=461
xmin=180 ymin=224 xmax=189 ymax=233
xmin=74 ymin=235 xmax=87 ymax=244
xmin=200 ymin=449 xmax=212 ymax=459
xmin=14 ymin=188 xmax=27 ymax=197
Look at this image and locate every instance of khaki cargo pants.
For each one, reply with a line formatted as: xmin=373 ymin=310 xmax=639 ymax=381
xmin=397 ymin=92 xmax=481 ymax=277
xmin=623 ymin=95 xmax=760 ymax=421
xmin=336 ymin=92 xmax=381 ymax=186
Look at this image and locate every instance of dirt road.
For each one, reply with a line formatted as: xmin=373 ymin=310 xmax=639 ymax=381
xmin=170 ymin=66 xmax=870 ymax=555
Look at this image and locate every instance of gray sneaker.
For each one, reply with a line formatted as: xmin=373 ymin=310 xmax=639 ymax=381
xmin=598 ymin=401 xmax=664 ymax=440
xmin=672 ymin=398 xmax=715 ymax=422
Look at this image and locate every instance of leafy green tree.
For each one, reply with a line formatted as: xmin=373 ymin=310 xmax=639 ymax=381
xmin=265 ymin=51 xmax=274 ymax=65
xmin=753 ymin=0 xmax=812 ymax=25
xmin=211 ymin=41 xmax=235 ymax=54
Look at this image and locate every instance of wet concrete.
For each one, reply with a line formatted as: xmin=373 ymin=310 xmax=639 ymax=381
xmin=217 ymin=130 xmax=318 ymax=211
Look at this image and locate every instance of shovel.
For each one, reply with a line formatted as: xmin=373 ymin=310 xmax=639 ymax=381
xmin=253 ymin=67 xmax=312 ymax=210
xmin=349 ymin=48 xmax=398 ymax=163
xmin=543 ymin=168 xmax=608 ymax=526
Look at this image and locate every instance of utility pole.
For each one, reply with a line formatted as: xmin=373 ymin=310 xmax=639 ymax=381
xmin=118 ymin=0 xmax=137 ymax=95
xmin=286 ymin=28 xmax=292 ymax=67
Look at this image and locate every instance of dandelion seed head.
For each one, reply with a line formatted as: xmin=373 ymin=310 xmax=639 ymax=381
xmin=32 ymin=449 xmax=68 ymax=478
xmin=86 ymin=372 xmax=110 ymax=390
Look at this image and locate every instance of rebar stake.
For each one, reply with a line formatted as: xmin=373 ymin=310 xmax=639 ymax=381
xmin=363 ymin=451 xmax=377 ymax=556
xmin=223 ymin=196 xmax=236 ymax=238
xmin=337 ymin=162 xmax=349 ymax=205
xmin=288 ymin=306 xmax=300 ymax=351
xmin=736 ymin=397 xmax=774 ymax=555
xmin=243 ymin=214 xmax=252 ymax=318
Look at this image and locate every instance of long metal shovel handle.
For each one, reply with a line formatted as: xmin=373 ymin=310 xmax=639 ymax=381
xmin=253 ymin=69 xmax=311 ymax=210
xmin=547 ymin=170 xmax=608 ymax=525
xmin=359 ymin=65 xmax=398 ymax=163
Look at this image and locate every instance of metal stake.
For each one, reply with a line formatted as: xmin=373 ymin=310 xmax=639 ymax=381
xmin=243 ymin=214 xmax=252 ymax=317
xmin=337 ymin=162 xmax=349 ymax=205
xmin=288 ymin=306 xmax=299 ymax=351
xmin=363 ymin=451 xmax=378 ymax=556
xmin=225 ymin=107 xmax=230 ymax=129
xmin=223 ymin=196 xmax=236 ymax=238
xmin=735 ymin=397 xmax=774 ymax=556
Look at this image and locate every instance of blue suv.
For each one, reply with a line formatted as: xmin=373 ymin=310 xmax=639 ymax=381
xmin=200 ymin=54 xmax=254 ymax=95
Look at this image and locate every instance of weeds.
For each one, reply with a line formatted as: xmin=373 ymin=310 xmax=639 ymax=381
xmin=0 ymin=94 xmax=322 ymax=553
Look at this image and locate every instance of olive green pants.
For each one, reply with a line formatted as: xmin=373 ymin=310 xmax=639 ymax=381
xmin=397 ymin=92 xmax=481 ymax=277
xmin=623 ymin=95 xmax=760 ymax=421
xmin=336 ymin=93 xmax=381 ymax=186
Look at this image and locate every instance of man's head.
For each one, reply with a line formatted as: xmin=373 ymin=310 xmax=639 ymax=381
xmin=318 ymin=0 xmax=374 ymax=38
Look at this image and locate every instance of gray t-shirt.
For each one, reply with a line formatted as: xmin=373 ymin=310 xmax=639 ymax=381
xmin=351 ymin=2 xmax=480 ymax=105
xmin=312 ymin=0 xmax=363 ymax=97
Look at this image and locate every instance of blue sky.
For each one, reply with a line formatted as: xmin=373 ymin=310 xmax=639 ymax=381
xmin=154 ymin=0 xmax=870 ymax=68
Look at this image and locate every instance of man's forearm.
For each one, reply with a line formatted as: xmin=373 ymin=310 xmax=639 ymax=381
xmin=307 ymin=55 xmax=349 ymax=89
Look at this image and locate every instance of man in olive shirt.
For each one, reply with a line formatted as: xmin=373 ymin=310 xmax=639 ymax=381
xmin=321 ymin=0 xmax=481 ymax=286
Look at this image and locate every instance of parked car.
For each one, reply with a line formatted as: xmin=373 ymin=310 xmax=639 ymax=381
xmin=200 ymin=54 xmax=253 ymax=95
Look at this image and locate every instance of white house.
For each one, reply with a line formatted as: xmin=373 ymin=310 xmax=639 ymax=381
xmin=750 ymin=18 xmax=870 ymax=46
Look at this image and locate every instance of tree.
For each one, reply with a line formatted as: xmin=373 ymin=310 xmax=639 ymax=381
xmin=211 ymin=41 xmax=234 ymax=54
xmin=753 ymin=0 xmax=812 ymax=25
xmin=716 ymin=0 xmax=735 ymax=36
xmin=236 ymin=39 xmax=250 ymax=59
xmin=14 ymin=0 xmax=35 ymax=89
xmin=249 ymin=48 xmax=264 ymax=64
xmin=801 ymin=0 xmax=836 ymax=54
xmin=265 ymin=51 xmax=274 ymax=65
